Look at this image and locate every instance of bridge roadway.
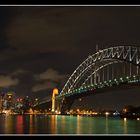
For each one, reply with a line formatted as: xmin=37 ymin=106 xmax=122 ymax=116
xmin=33 ymin=76 xmax=140 ymax=114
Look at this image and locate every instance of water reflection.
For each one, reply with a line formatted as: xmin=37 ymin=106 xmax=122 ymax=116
xmin=123 ymin=118 xmax=128 ymax=134
xmin=34 ymin=115 xmax=38 ymax=133
xmin=105 ymin=117 xmax=109 ymax=134
xmin=60 ymin=115 xmax=65 ymax=133
xmin=16 ymin=115 xmax=23 ymax=134
xmin=76 ymin=115 xmax=81 ymax=133
xmin=50 ymin=115 xmax=57 ymax=134
xmin=4 ymin=115 xmax=13 ymax=134
xmin=0 ymin=115 xmax=140 ymax=134
xmin=29 ymin=115 xmax=33 ymax=134
xmin=87 ymin=117 xmax=93 ymax=134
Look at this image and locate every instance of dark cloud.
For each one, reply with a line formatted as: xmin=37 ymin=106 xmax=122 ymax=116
xmin=11 ymin=69 xmax=28 ymax=76
xmin=32 ymin=81 xmax=57 ymax=92
xmin=5 ymin=7 xmax=82 ymax=54
xmin=5 ymin=7 xmax=132 ymax=55
xmin=34 ymin=68 xmax=66 ymax=81
xmin=3 ymin=7 xmax=140 ymax=62
xmin=32 ymin=68 xmax=67 ymax=92
xmin=0 ymin=75 xmax=19 ymax=87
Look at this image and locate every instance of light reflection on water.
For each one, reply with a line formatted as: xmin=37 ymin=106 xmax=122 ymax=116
xmin=50 ymin=115 xmax=57 ymax=133
xmin=0 ymin=114 xmax=140 ymax=134
xmin=76 ymin=115 xmax=81 ymax=133
xmin=16 ymin=115 xmax=23 ymax=134
xmin=29 ymin=115 xmax=33 ymax=134
xmin=105 ymin=117 xmax=108 ymax=134
xmin=123 ymin=118 xmax=127 ymax=134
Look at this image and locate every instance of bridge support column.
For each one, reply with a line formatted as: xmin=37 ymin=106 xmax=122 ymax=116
xmin=60 ymin=97 xmax=75 ymax=115
xmin=137 ymin=66 xmax=139 ymax=75
xmin=94 ymin=73 xmax=96 ymax=84
xmin=51 ymin=88 xmax=59 ymax=113
xmin=97 ymin=72 xmax=100 ymax=83
xmin=130 ymin=63 xmax=132 ymax=77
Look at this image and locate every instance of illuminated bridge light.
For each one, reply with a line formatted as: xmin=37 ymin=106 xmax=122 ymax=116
xmin=120 ymin=77 xmax=123 ymax=80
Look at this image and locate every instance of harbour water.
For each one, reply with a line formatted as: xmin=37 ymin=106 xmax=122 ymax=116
xmin=0 ymin=114 xmax=140 ymax=135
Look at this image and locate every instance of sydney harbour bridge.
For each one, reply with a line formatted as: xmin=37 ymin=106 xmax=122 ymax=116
xmin=34 ymin=46 xmax=140 ymax=114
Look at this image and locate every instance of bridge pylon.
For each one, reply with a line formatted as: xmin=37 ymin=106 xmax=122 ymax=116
xmin=51 ymin=88 xmax=59 ymax=113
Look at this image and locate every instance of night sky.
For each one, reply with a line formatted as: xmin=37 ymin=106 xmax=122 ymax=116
xmin=0 ymin=6 xmax=140 ymax=110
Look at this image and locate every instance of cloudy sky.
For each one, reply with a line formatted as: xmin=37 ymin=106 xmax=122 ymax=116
xmin=0 ymin=6 xmax=140 ymax=110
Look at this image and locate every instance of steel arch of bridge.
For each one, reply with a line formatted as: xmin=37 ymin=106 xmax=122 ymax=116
xmin=60 ymin=46 xmax=140 ymax=96
xmin=81 ymin=60 xmax=120 ymax=86
xmin=60 ymin=59 xmax=119 ymax=93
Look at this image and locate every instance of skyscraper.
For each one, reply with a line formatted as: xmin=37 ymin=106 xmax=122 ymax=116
xmin=6 ymin=92 xmax=14 ymax=110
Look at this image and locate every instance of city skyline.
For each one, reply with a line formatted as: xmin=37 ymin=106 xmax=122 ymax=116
xmin=0 ymin=6 xmax=140 ymax=110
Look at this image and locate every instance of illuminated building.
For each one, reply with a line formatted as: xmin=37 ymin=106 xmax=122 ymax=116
xmin=0 ymin=94 xmax=3 ymax=112
xmin=0 ymin=94 xmax=5 ymax=111
xmin=15 ymin=98 xmax=23 ymax=108
xmin=14 ymin=98 xmax=24 ymax=114
xmin=22 ymin=96 xmax=32 ymax=113
xmin=6 ymin=92 xmax=14 ymax=109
